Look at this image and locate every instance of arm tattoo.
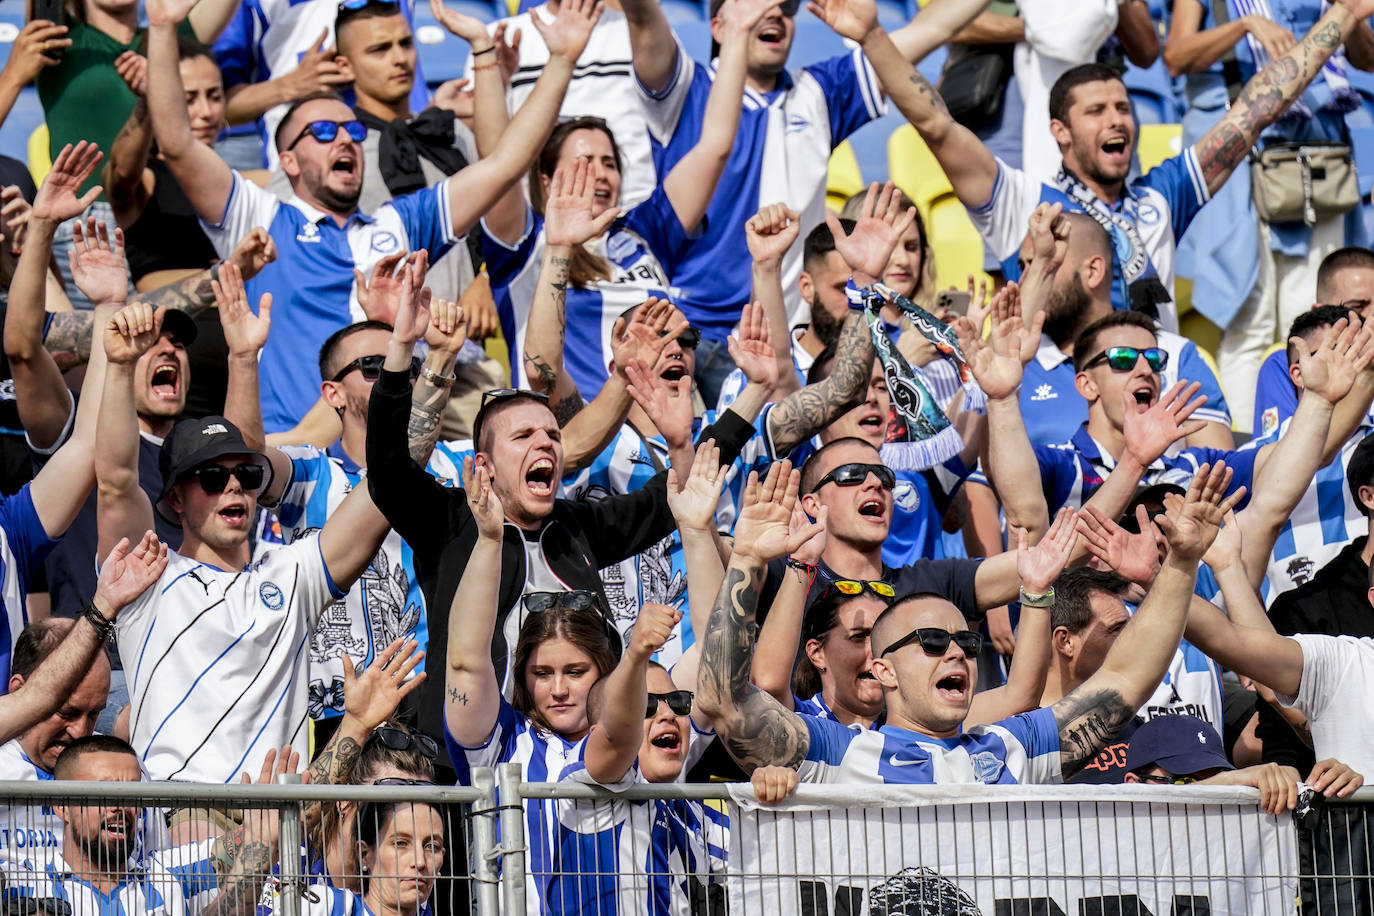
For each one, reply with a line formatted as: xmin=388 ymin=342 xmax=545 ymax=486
xmin=551 ymin=393 xmax=585 ymax=425
xmin=768 ymin=311 xmax=875 ymax=454
xmin=207 ymin=823 xmax=277 ymax=916
xmin=698 ymin=562 xmax=809 ymax=771
xmin=43 ymin=310 xmax=95 ymax=372
xmin=907 ymin=69 xmax=950 ymax=119
xmin=407 ymin=378 xmax=450 ymax=465
xmin=524 ymin=350 xmax=558 ymax=391
xmin=1052 ymin=687 xmax=1135 ymax=779
xmin=448 ymin=686 xmax=470 ymax=705
xmin=302 ymin=732 xmax=363 ymax=831
xmin=130 ymin=267 xmax=217 ymax=318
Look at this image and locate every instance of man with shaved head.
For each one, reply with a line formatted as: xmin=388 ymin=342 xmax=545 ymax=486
xmin=697 ymin=459 xmax=1240 ymax=785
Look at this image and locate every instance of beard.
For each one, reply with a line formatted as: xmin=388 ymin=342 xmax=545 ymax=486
xmin=1043 ymin=272 xmax=1093 ymax=346
xmin=809 ymin=294 xmax=847 ymax=348
xmin=73 ymin=819 xmax=134 ymax=871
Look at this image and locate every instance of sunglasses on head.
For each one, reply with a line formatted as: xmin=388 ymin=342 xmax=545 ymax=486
xmin=809 ymin=462 xmax=895 ymax=493
xmin=659 ymin=326 xmax=701 ymax=350
xmin=481 ymin=388 xmax=550 ymax=410
xmin=646 ymin=690 xmax=693 ymax=718
xmin=286 ymin=119 xmax=367 ymax=152
xmin=523 ymin=590 xmax=599 ymax=615
xmin=369 ymin=726 xmax=438 ymax=760
xmin=879 ymin=626 xmax=983 ymax=659
xmin=185 ymin=463 xmax=265 ymax=494
xmin=1083 ymin=346 xmax=1168 ymax=373
xmin=332 ymin=354 xmax=421 ymax=384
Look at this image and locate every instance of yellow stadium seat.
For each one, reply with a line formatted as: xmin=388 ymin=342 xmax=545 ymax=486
xmin=888 ymin=124 xmax=953 ymax=214
xmin=1136 ymin=123 xmax=1182 ymax=174
xmin=927 ymin=194 xmax=993 ymax=292
xmin=485 ymin=331 xmax=511 ymax=381
xmin=827 ymin=140 xmax=864 ymax=214
xmin=27 ymin=124 xmax=51 ymax=187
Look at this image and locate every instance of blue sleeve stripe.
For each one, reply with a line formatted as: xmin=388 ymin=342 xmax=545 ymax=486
xmin=317 ymin=540 xmax=345 ymax=599
xmin=435 ymin=178 xmax=456 ymax=245
xmin=853 ymin=49 xmax=882 ymax=122
xmin=639 ymin=41 xmax=685 ymax=102
xmin=968 ymin=162 xmax=1004 ymax=215
xmin=1182 ymin=147 xmax=1209 ymax=207
xmin=206 ymin=172 xmax=240 ymax=231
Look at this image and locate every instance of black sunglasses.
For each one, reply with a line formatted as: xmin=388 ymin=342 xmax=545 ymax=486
xmin=286 ymin=119 xmax=367 ymax=152
xmin=332 ymin=354 xmax=422 ymax=384
xmin=185 ymin=463 xmax=265 ymax=494
xmin=369 ymin=726 xmax=438 ymax=760
xmin=660 ymin=326 xmax=700 ymax=350
xmin=371 ymin=777 xmax=436 ymax=787
xmin=1132 ymin=772 xmax=1198 ymax=785
xmin=480 ymin=388 xmax=550 ymax=410
xmin=646 ymin=690 xmax=693 ymax=718
xmin=523 ymin=590 xmax=599 ymax=615
xmin=338 ymin=0 xmax=399 ymax=9
xmin=879 ymin=626 xmax=983 ymax=659
xmin=809 ymin=462 xmax=895 ymax=493
xmin=1082 ymin=346 xmax=1168 ymax=373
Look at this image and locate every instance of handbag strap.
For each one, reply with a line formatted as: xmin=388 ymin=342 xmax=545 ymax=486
xmin=1211 ymin=0 xmax=1246 ymax=106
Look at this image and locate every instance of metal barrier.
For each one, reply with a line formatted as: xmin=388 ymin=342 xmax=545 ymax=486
xmin=0 ymin=775 xmax=1370 ymax=916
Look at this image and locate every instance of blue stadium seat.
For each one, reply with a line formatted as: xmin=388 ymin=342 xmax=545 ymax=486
xmin=788 ymin=13 xmax=850 ymax=67
xmin=875 ymin=0 xmax=909 ymax=31
xmin=661 ymin=0 xmax=706 ymax=24
xmin=412 ymin=0 xmax=496 ymax=87
xmin=0 ymin=88 xmax=44 ymax=168
xmin=674 ymin=20 xmax=715 ymax=64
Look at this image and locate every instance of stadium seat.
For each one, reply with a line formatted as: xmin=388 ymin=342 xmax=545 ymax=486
xmin=827 ymin=140 xmax=863 ymax=212
xmin=0 ymin=86 xmax=45 ymax=169
xmin=844 ymin=110 xmax=901 ymax=188
xmin=27 ymin=124 xmax=50 ymax=187
xmin=1122 ymin=58 xmax=1181 ymax=125
xmin=1136 ymin=123 xmax=1182 ymax=174
xmin=789 ymin=13 xmax=851 ymax=67
xmin=926 ymin=194 xmax=991 ymax=292
xmin=661 ymin=0 xmax=706 ymax=24
xmin=887 ymin=124 xmax=952 ymax=213
xmin=412 ymin=0 xmax=495 ymax=87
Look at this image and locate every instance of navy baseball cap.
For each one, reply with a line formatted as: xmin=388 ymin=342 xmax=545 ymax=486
xmin=1125 ymin=715 xmax=1233 ymax=777
xmin=1346 ymin=431 xmax=1374 ymax=505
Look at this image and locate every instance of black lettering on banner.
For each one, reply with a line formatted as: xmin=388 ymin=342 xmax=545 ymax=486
xmin=1079 ymin=895 xmax=1152 ymax=915
xmin=996 ymin=899 xmax=1070 ymax=915
xmin=797 ymin=881 xmax=863 ymax=916
xmin=1170 ymin=896 xmax=1210 ymax=916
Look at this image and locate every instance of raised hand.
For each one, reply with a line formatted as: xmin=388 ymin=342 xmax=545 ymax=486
xmin=423 ymin=296 xmax=468 ymax=353
xmin=1077 ymin=504 xmax=1163 ymax=587
xmin=93 ymin=531 xmax=169 ymax=619
xmin=745 ymin=202 xmax=801 ymax=266
xmin=1122 ymin=380 xmax=1208 ymax=468
xmin=733 ymin=461 xmax=809 ymax=563
xmin=1 ymin=186 xmax=32 ymax=255
xmin=787 ymin=499 xmax=827 ymax=564
xmin=727 ymin=302 xmax=778 ymax=389
xmin=824 ymin=181 xmax=917 ymax=283
xmin=145 ymin=0 xmax=200 ymax=27
xmin=459 ymin=272 xmax=500 ymax=342
xmin=625 ymin=359 xmax=694 ymax=450
xmin=341 ymin=638 xmax=427 ymax=731
xmin=806 ymin=0 xmax=880 ymax=43
xmin=0 ymin=19 xmax=70 ymax=86
xmin=544 ymin=158 xmax=619 ymax=247
xmin=1017 ymin=508 xmax=1079 ymax=595
xmin=105 ymin=302 xmax=165 ymax=364
xmin=532 ymin=0 xmax=602 ymax=63
xmin=461 ymin=456 xmax=505 ymax=541
xmin=228 ymin=227 xmax=278 ymax=281
xmin=32 ymin=142 xmax=102 ymax=224
xmin=960 ymin=283 xmax=1043 ymax=400
xmin=357 ymin=249 xmax=429 ymax=329
xmin=628 ymin=602 xmax=682 ymax=660
xmin=114 ymin=51 xmax=148 ymax=96
xmin=431 ymin=0 xmax=493 ymax=43
xmin=432 ymin=78 xmax=474 ymax=118
xmin=1155 ymin=461 xmax=1246 ymax=562
xmin=667 ymin=439 xmax=725 ymax=530
xmin=963 ymin=274 xmax=993 ymax=336
xmin=1201 ymin=507 xmax=1241 ymax=574
xmin=610 ymin=298 xmax=687 ymax=379
xmin=493 ymin=22 xmax=522 ymax=85
xmin=213 ymin=262 xmax=272 ymax=357
xmin=69 ymin=218 xmax=129 ymax=307
xmin=1295 ymin=316 xmax=1374 ymax=405
xmin=279 ymin=29 xmax=352 ymax=97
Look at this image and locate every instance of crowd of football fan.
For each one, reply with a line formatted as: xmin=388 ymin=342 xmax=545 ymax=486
xmin=2 ymin=0 xmax=1374 ymax=909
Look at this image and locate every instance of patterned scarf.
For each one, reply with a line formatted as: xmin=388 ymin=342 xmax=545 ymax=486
xmin=1055 ymin=165 xmax=1143 ymax=311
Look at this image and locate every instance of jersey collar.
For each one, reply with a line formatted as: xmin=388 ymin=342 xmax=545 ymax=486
xmin=1034 ymin=333 xmax=1071 ymax=370
xmin=285 ymin=195 xmax=372 ymax=227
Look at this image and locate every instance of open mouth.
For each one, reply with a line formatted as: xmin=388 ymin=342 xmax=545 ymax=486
xmin=218 ymin=503 xmax=248 ymax=527
xmin=1130 ymin=385 xmax=1155 ymax=409
xmin=1100 ymin=136 xmax=1129 ymax=158
xmin=857 ymin=497 xmax=885 ymax=519
xmin=101 ymin=815 xmax=130 ymax=839
xmin=757 ymin=21 xmax=784 ymax=43
xmin=857 ymin=412 xmax=885 ymax=432
xmin=593 ymin=186 xmax=613 ymax=205
xmin=150 ymin=363 xmax=180 ymax=399
xmin=331 ymin=155 xmax=358 ymax=177
xmin=650 ymin=730 xmax=682 ymax=752
xmin=659 ymin=362 xmax=687 ymax=383
xmin=935 ymin=671 xmax=968 ymax=702
xmin=526 ymin=458 xmax=555 ymax=497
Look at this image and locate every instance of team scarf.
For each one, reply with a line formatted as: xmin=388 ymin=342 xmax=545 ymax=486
xmin=1230 ymin=0 xmax=1360 ymax=122
xmin=848 ymin=281 xmax=971 ymax=471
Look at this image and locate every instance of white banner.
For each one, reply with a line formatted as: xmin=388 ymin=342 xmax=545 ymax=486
xmin=726 ymin=784 xmax=1299 ymax=916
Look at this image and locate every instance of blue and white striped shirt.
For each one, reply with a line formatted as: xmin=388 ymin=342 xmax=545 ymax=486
xmin=0 ymin=485 xmax=58 ymax=689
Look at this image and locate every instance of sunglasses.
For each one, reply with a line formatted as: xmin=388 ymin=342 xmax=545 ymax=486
xmin=809 ymin=462 xmax=896 ymax=493
xmin=369 ymin=726 xmax=438 ymax=760
xmin=371 ymin=777 xmax=437 ymax=787
xmin=332 ymin=354 xmax=422 ymax=384
xmin=825 ymin=578 xmax=896 ymax=599
xmin=646 ymin=690 xmax=693 ymax=718
xmin=185 ymin=463 xmax=265 ymax=494
xmin=286 ymin=119 xmax=367 ymax=152
xmin=481 ymin=388 xmax=551 ymax=410
xmin=339 ymin=0 xmax=399 ymax=8
xmin=659 ymin=326 xmax=701 ymax=350
xmin=879 ymin=626 xmax=983 ymax=659
xmin=1082 ymin=346 xmax=1168 ymax=373
xmin=523 ymin=590 xmax=599 ymax=615
xmin=1132 ymin=773 xmax=1198 ymax=785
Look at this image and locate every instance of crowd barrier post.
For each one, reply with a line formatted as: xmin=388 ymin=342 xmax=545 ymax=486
xmin=470 ymin=766 xmax=502 ymax=916
xmin=497 ymin=761 xmax=529 ymax=915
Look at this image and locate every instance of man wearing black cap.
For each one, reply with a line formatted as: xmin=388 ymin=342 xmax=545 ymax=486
xmin=93 ymin=301 xmax=393 ymax=787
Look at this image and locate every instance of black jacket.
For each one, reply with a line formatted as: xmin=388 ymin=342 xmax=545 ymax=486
xmin=366 ymin=368 xmax=758 ymax=750
xmin=1257 ymin=536 xmax=1372 ymax=771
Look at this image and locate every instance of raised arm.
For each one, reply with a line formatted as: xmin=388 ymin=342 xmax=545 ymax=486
xmin=620 ymin=0 xmax=678 ymax=93
xmin=407 ymin=295 xmax=469 ymax=466
xmin=1052 ymin=463 xmax=1243 ymax=778
xmin=444 ymin=459 xmax=506 ymax=746
xmin=584 ymin=601 xmax=681 ymax=783
xmin=745 ymin=204 xmax=803 ymax=399
xmin=0 ymin=532 xmax=166 ymax=743
xmin=750 ymin=500 xmax=827 ymax=709
xmin=0 ymin=20 xmax=70 ymax=131
xmin=445 ymin=0 xmax=602 ymax=238
xmin=887 ymin=0 xmax=994 ymax=63
xmin=186 ymin=0 xmax=241 ymax=44
xmin=1114 ymin=0 xmax=1160 ymax=68
xmin=1193 ymin=0 xmax=1374 ymax=196
xmin=697 ymin=462 xmax=815 ymax=773
xmin=661 ymin=0 xmax=779 ymax=233
xmin=813 ymin=0 xmax=999 ymax=208
xmin=104 ymin=85 xmax=154 ymax=228
xmin=146 ymin=0 xmax=234 ymax=225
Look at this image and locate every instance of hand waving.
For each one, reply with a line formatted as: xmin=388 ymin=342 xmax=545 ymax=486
xmin=431 ymin=0 xmax=493 ymax=43
xmin=69 ymin=219 xmax=130 ymax=307
xmin=1076 ymin=503 xmax=1163 ymax=587
xmin=1016 ymin=508 xmax=1079 ymax=595
xmin=1294 ymin=315 xmax=1374 ymax=406
xmin=1155 ymin=461 xmax=1247 ymax=563
xmin=93 ymin=531 xmax=169 ymax=619
xmin=806 ymin=0 xmax=879 ymax=42
xmin=625 ymin=359 xmax=695 ymax=451
xmin=228 ymin=227 xmax=278 ymax=281
xmin=667 ymin=439 xmax=725 ymax=531
xmin=532 ymin=0 xmax=602 ymax=63
xmin=733 ymin=461 xmax=810 ymax=563
xmin=1122 ymin=380 xmax=1208 ymax=468
xmin=825 ymin=181 xmax=917 ymax=283
xmin=544 ymin=158 xmax=619 ymax=247
xmin=610 ymin=298 xmax=686 ymax=375
xmin=213 ymin=262 xmax=272 ymax=357
xmin=341 ymin=638 xmax=427 ymax=730
xmin=32 ymin=142 xmax=102 ymax=224
xmin=728 ymin=302 xmax=778 ymax=389
xmin=461 ymin=456 xmax=506 ymax=541
xmin=355 ymin=249 xmax=429 ymax=327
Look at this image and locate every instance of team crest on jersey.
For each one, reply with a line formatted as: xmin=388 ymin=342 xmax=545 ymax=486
xmin=1031 ymin=383 xmax=1057 ymax=402
xmin=786 ymin=114 xmax=810 ymax=134
xmin=892 ymin=480 xmax=919 ymax=512
xmin=1136 ymin=202 xmax=1161 ymax=225
xmin=606 ymin=231 xmax=637 ymax=262
xmin=370 ymin=230 xmax=400 ymax=254
xmin=969 ymin=751 xmax=1003 ymax=782
xmin=296 ymin=222 xmax=322 ymax=244
xmin=259 ymin=582 xmax=285 ymax=610
xmin=1261 ymin=406 xmax=1280 ymax=438
xmin=1286 ymin=555 xmax=1316 ymax=585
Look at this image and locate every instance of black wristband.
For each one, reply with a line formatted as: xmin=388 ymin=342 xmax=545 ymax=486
xmin=472 ymin=45 xmax=495 ymax=57
xmin=81 ymin=601 xmax=115 ymax=641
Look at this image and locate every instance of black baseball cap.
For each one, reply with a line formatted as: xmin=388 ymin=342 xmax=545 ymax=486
xmin=1346 ymin=431 xmax=1374 ymax=506
xmin=159 ymin=309 xmax=199 ymax=347
xmin=1125 ymin=715 xmax=1233 ymax=777
xmin=156 ymin=415 xmax=270 ymax=523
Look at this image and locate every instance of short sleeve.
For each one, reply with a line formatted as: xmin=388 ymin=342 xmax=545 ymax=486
xmin=443 ymin=695 xmax=524 ymax=773
xmin=890 ymin=557 xmax=983 ymax=621
xmin=965 ymin=159 xmax=1047 ymax=263
xmin=1176 ymin=341 xmax=1231 ymax=427
xmin=1031 ymin=443 xmax=1087 ymax=514
xmin=800 ymin=48 xmax=886 ymax=144
xmin=1279 ymin=634 xmax=1348 ymax=722
xmin=637 ymin=37 xmax=697 ymax=144
xmin=620 ymin=185 xmax=701 ymax=274
xmin=200 ymin=172 xmax=281 ymax=259
xmin=270 ymin=447 xmax=331 ymax=537
xmin=1252 ymin=348 xmax=1298 ymax=438
xmin=0 ymin=484 xmax=61 ymax=591
xmin=992 ymin=706 xmax=1062 ymax=783
xmin=386 ymin=181 xmax=458 ymax=259
xmin=1137 ymin=149 xmax=1212 ymax=242
xmin=481 ymin=211 xmax=539 ymax=289
xmin=801 ymin=714 xmax=859 ymax=765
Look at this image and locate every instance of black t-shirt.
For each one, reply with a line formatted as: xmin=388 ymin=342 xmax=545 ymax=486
xmin=760 ymin=556 xmax=985 ymax=624
xmin=1066 ymin=715 xmax=1142 ymax=784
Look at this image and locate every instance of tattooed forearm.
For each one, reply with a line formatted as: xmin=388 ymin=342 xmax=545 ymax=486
xmin=907 ymin=69 xmax=950 ymax=119
xmin=769 ymin=311 xmax=875 ymax=454
xmin=407 ymin=378 xmax=450 ymax=465
xmin=699 ymin=560 xmax=809 ymax=771
xmin=1053 ymin=688 xmax=1134 ymax=778
xmin=207 ymin=825 xmax=278 ymax=916
xmin=551 ymin=393 xmax=585 ymax=425
xmin=131 ymin=267 xmax=217 ymax=318
xmin=524 ymin=350 xmax=558 ymax=391
xmin=303 ymin=731 xmax=363 ymax=831
xmin=44 ymin=310 xmax=95 ymax=372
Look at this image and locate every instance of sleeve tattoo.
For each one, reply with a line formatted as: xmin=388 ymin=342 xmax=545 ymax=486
xmin=44 ymin=311 xmax=95 ymax=372
xmin=768 ymin=311 xmax=875 ymax=454
xmin=408 ymin=379 xmax=450 ymax=465
xmin=698 ymin=563 xmax=810 ymax=771
xmin=1052 ymin=687 xmax=1135 ymax=779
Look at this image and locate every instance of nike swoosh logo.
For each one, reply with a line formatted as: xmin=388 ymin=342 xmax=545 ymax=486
xmin=888 ymin=754 xmax=922 ymax=767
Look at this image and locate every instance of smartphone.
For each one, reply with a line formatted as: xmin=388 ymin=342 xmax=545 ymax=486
xmin=30 ymin=0 xmax=66 ymax=58
xmin=934 ymin=289 xmax=971 ymax=317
